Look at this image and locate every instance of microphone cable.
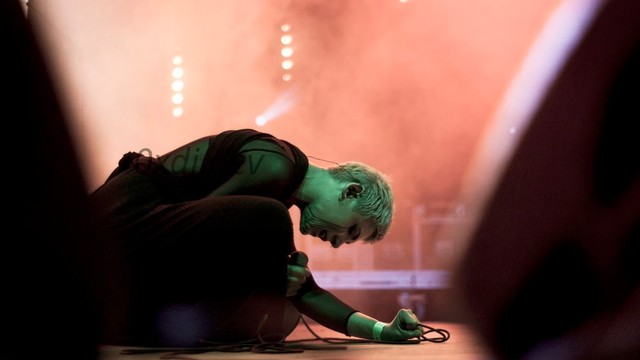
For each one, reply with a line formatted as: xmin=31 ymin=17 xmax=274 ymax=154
xmin=119 ymin=314 xmax=450 ymax=358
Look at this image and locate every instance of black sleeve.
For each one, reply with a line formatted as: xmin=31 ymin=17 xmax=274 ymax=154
xmin=206 ymin=146 xmax=296 ymax=202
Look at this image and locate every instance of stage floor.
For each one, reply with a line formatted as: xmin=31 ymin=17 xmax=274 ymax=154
xmin=97 ymin=321 xmax=494 ymax=360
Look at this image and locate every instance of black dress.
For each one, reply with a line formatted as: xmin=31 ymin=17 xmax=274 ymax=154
xmin=89 ymin=129 xmax=356 ymax=346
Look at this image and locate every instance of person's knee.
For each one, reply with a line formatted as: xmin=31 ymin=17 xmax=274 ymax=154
xmin=190 ymin=196 xmax=294 ymax=254
xmin=248 ymin=197 xmax=293 ymax=243
xmin=211 ymin=196 xmax=293 ymax=248
xmin=251 ymin=197 xmax=292 ymax=226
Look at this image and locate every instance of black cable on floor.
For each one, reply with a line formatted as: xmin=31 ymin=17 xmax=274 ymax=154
xmin=119 ymin=314 xmax=451 ymax=358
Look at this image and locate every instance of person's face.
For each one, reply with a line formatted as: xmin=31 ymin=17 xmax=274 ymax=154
xmin=299 ymin=185 xmax=377 ymax=248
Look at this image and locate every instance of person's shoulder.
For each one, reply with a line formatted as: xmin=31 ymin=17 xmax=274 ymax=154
xmin=241 ymin=138 xmax=286 ymax=152
xmin=239 ymin=141 xmax=295 ymax=179
xmin=227 ymin=128 xmax=266 ymax=136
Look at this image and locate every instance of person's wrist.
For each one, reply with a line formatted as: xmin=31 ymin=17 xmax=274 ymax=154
xmin=372 ymin=321 xmax=386 ymax=341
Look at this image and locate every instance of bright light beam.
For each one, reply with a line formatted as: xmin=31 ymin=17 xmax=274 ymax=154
xmin=255 ymin=85 xmax=300 ymax=126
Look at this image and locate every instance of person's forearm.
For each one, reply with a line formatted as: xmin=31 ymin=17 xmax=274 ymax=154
xmin=290 ymin=276 xmax=358 ymax=335
xmin=346 ymin=311 xmax=385 ymax=340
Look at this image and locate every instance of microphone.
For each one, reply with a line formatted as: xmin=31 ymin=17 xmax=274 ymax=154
xmin=289 ymin=251 xmax=309 ymax=267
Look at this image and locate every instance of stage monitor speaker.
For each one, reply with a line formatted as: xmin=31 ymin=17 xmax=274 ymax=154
xmin=453 ymin=0 xmax=640 ymax=359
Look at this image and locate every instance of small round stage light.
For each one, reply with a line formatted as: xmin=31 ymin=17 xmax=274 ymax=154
xmin=282 ymin=60 xmax=293 ymax=70
xmin=281 ymin=47 xmax=293 ymax=57
xmin=281 ymin=34 xmax=293 ymax=45
xmin=172 ymin=80 xmax=184 ymax=91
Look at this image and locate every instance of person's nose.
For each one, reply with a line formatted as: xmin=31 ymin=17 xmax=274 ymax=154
xmin=329 ymin=231 xmax=347 ymax=248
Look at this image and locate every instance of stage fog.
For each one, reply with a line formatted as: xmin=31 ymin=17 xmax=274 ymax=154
xmin=26 ymin=0 xmax=562 ymax=321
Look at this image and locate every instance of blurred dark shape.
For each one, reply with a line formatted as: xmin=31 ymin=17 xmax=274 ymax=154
xmin=1 ymin=0 xmax=127 ymax=359
xmin=454 ymin=0 xmax=639 ymax=359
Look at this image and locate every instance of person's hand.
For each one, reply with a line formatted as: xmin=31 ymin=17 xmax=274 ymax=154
xmin=131 ymin=155 xmax=162 ymax=175
xmin=286 ymin=251 xmax=311 ymax=297
xmin=381 ymin=309 xmax=425 ymax=341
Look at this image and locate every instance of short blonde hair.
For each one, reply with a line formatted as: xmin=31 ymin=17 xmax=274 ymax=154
xmin=327 ymin=161 xmax=394 ymax=242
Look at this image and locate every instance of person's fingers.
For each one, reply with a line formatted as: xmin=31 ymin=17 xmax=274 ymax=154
xmin=287 ymin=271 xmax=309 ymax=282
xmin=398 ymin=309 xmax=420 ymax=330
xmin=299 ymin=267 xmax=311 ymax=277
xmin=286 ymin=264 xmax=311 ymax=298
xmin=287 ymin=273 xmax=306 ymax=285
xmin=404 ymin=322 xmax=418 ymax=330
xmin=286 ymin=278 xmax=302 ymax=297
xmin=287 ymin=265 xmax=310 ymax=278
xmin=297 ymin=268 xmax=311 ymax=278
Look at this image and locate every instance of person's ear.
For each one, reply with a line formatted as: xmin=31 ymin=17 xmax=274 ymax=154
xmin=343 ymin=183 xmax=364 ymax=199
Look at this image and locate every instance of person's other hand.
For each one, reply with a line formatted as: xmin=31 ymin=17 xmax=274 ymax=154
xmin=131 ymin=155 xmax=162 ymax=175
xmin=382 ymin=309 xmax=425 ymax=341
xmin=286 ymin=251 xmax=310 ymax=297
